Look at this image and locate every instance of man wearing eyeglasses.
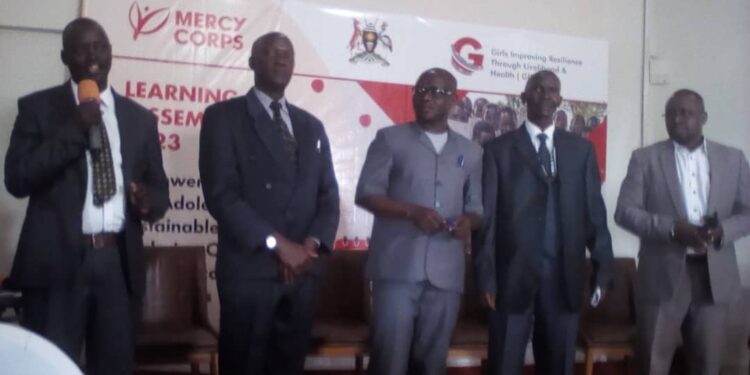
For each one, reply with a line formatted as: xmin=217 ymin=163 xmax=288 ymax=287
xmin=356 ymin=68 xmax=483 ymax=375
xmin=475 ymin=70 xmax=613 ymax=375
xmin=615 ymin=89 xmax=750 ymax=375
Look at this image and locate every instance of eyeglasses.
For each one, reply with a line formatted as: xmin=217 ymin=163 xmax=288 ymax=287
xmin=662 ymin=109 xmax=704 ymax=119
xmin=413 ymin=86 xmax=454 ymax=97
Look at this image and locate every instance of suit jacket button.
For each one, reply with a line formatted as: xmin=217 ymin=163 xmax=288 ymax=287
xmin=265 ymin=183 xmax=272 ymax=190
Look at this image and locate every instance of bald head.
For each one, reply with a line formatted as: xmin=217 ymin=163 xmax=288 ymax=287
xmin=251 ymin=32 xmax=292 ymax=58
xmin=62 ymin=18 xmax=108 ymax=51
xmin=524 ymin=70 xmax=560 ymax=93
xmin=412 ymin=68 xmax=458 ymax=130
xmin=249 ymin=32 xmax=295 ymax=99
xmin=416 ymin=68 xmax=457 ymax=92
xmin=60 ymin=17 xmax=112 ymax=90
xmin=521 ymin=70 xmax=562 ymax=128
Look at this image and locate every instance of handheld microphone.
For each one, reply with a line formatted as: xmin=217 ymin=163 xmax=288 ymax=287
xmin=77 ymin=79 xmax=102 ymax=150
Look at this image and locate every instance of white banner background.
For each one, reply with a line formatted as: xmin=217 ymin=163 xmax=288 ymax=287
xmin=83 ymin=0 xmax=608 ymax=326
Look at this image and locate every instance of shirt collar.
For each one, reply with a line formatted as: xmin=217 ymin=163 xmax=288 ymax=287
xmin=673 ymin=138 xmax=707 ymax=156
xmin=70 ymin=80 xmax=114 ymax=108
xmin=525 ymin=120 xmax=555 ymax=144
xmin=253 ymin=87 xmax=287 ymax=114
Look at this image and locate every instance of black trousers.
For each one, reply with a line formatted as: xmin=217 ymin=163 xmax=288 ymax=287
xmin=487 ymin=257 xmax=579 ymax=375
xmin=218 ymin=277 xmax=317 ymax=375
xmin=21 ymin=244 xmax=135 ymax=375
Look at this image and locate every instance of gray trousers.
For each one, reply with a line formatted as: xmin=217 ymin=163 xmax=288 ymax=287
xmin=636 ymin=256 xmax=728 ymax=375
xmin=367 ymin=280 xmax=461 ymax=375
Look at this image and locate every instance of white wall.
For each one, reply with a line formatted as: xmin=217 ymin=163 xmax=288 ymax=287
xmin=0 ymin=0 xmax=79 ymax=277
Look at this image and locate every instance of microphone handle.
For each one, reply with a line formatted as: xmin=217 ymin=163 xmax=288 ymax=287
xmin=89 ymin=124 xmax=102 ymax=150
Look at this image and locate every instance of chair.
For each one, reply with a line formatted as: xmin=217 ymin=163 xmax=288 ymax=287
xmin=309 ymin=250 xmax=370 ymax=374
xmin=449 ymin=254 xmax=489 ymax=367
xmin=135 ymin=246 xmax=218 ymax=375
xmin=578 ymin=257 xmax=637 ymax=375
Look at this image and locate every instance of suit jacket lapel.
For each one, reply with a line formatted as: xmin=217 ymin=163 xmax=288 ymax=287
xmin=554 ymin=129 xmax=572 ymax=185
xmin=705 ymin=140 xmax=722 ymax=214
xmin=659 ymin=141 xmax=687 ymax=219
xmin=441 ymin=130 xmax=460 ymax=158
xmin=245 ymin=90 xmax=293 ymax=174
xmin=113 ymin=91 xmax=134 ymax=186
xmin=408 ymin=123 xmax=439 ymax=154
xmin=513 ymin=124 xmax=546 ymax=182
xmin=58 ymin=83 xmax=89 ymax=189
xmin=289 ymin=105 xmax=311 ymax=180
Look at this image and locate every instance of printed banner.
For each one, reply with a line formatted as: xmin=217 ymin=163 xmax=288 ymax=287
xmin=83 ymin=0 xmax=609 ymax=326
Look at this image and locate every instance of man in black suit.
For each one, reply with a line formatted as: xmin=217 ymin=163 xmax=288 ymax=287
xmin=199 ymin=32 xmax=340 ymax=375
xmin=4 ymin=18 xmax=169 ymax=374
xmin=475 ymin=70 xmax=613 ymax=375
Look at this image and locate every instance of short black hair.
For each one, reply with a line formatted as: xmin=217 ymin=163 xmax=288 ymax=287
xmin=667 ymin=89 xmax=705 ymax=113
xmin=498 ymin=105 xmax=517 ymax=123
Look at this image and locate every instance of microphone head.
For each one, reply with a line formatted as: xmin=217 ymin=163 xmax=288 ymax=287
xmin=78 ymin=79 xmax=100 ymax=103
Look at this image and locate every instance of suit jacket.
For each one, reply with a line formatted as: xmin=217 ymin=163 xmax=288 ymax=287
xmin=4 ymin=82 xmax=169 ymax=298
xmin=199 ymin=89 xmax=339 ymax=284
xmin=475 ymin=124 xmax=614 ymax=312
xmin=615 ymin=139 xmax=750 ymax=304
xmin=356 ymin=123 xmax=483 ymax=292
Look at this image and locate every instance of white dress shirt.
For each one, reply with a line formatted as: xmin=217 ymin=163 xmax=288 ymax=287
xmin=70 ymin=81 xmax=126 ymax=234
xmin=674 ymin=140 xmax=710 ymax=254
xmin=253 ymin=88 xmax=294 ymax=137
xmin=525 ymin=120 xmax=557 ymax=175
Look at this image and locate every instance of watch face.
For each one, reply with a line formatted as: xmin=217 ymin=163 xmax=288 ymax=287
xmin=266 ymin=235 xmax=277 ymax=249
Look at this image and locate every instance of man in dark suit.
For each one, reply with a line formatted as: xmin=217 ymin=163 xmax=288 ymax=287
xmin=615 ymin=89 xmax=750 ymax=375
xmin=4 ymin=18 xmax=169 ymax=375
xmin=199 ymin=32 xmax=340 ymax=375
xmin=475 ymin=70 xmax=614 ymax=375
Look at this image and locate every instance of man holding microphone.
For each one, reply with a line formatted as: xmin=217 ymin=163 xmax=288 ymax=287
xmin=4 ymin=17 xmax=168 ymax=374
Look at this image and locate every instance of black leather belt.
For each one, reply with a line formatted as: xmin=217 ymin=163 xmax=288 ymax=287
xmin=82 ymin=233 xmax=120 ymax=249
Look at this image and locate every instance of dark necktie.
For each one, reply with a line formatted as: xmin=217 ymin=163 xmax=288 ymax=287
xmin=92 ymin=122 xmax=116 ymax=206
xmin=270 ymin=101 xmax=297 ymax=162
xmin=537 ymin=133 xmax=559 ymax=258
xmin=537 ymin=133 xmax=553 ymax=178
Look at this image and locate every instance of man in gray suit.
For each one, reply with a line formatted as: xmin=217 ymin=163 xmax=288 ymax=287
xmin=355 ymin=68 xmax=483 ymax=375
xmin=615 ymin=89 xmax=750 ymax=375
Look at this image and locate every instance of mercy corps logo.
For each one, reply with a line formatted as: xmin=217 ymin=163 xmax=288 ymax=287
xmin=128 ymin=2 xmax=246 ymax=50
xmin=451 ymin=37 xmax=484 ymax=75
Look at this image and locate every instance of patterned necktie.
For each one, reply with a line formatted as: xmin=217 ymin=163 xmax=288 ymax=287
xmin=270 ymin=101 xmax=297 ymax=162
xmin=92 ymin=122 xmax=116 ymax=206
xmin=537 ymin=133 xmax=553 ymax=178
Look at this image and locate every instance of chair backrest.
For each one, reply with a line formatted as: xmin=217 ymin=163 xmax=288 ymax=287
xmin=140 ymin=246 xmax=209 ymax=331
xmin=314 ymin=250 xmax=369 ymax=323
xmin=581 ymin=257 xmax=637 ymax=324
xmin=459 ymin=254 xmax=487 ymax=324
